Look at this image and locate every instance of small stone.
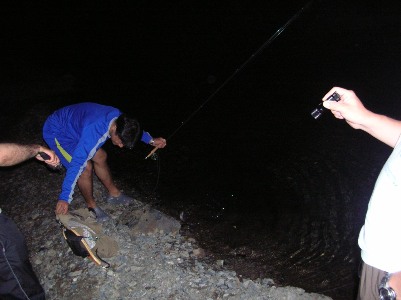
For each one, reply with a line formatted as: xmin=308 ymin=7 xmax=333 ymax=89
xmin=68 ymin=270 xmax=82 ymax=277
xmin=192 ymin=248 xmax=206 ymax=258
xmin=216 ymin=260 xmax=224 ymax=267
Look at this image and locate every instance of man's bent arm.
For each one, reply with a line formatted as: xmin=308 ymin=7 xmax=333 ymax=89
xmin=0 ymin=143 xmax=42 ymax=166
xmin=0 ymin=143 xmax=59 ymax=167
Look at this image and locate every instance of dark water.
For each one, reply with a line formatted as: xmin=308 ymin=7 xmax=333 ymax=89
xmin=104 ymin=84 xmax=393 ymax=299
xmin=135 ymin=104 xmax=389 ymax=300
xmin=2 ymin=1 xmax=401 ymax=299
xmin=79 ymin=93 xmax=380 ymax=300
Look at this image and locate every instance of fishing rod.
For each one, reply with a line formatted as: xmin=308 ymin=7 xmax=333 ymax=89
xmin=146 ymin=0 xmax=314 ymax=159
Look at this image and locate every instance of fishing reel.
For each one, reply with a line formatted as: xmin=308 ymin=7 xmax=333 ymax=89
xmin=311 ymin=92 xmax=341 ymax=119
xmin=148 ymin=152 xmax=158 ymax=161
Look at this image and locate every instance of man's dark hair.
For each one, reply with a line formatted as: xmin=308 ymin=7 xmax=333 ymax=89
xmin=115 ymin=114 xmax=141 ymax=149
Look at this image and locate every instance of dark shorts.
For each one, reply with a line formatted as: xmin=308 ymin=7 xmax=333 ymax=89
xmin=357 ymin=261 xmax=386 ymax=300
xmin=0 ymin=213 xmax=46 ymax=300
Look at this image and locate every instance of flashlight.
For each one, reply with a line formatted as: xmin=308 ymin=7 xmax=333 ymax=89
xmin=311 ymin=92 xmax=341 ymax=119
xmin=38 ymin=152 xmax=65 ymax=174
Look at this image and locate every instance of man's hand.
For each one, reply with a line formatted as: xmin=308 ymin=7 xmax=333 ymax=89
xmin=36 ymin=146 xmax=60 ymax=167
xmin=152 ymin=137 xmax=167 ymax=148
xmin=388 ymin=271 xmax=401 ymax=299
xmin=145 ymin=137 xmax=167 ymax=159
xmin=55 ymin=200 xmax=69 ymax=215
xmin=322 ymin=86 xmax=401 ymax=148
xmin=322 ymin=87 xmax=371 ymax=130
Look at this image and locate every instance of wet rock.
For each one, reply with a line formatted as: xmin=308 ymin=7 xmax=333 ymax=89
xmin=128 ymin=205 xmax=181 ymax=235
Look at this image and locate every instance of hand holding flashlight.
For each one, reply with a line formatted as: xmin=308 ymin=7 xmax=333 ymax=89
xmin=311 ymin=92 xmax=341 ymax=119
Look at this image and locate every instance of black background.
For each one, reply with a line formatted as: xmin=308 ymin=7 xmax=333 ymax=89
xmin=1 ymin=1 xmax=401 ymax=299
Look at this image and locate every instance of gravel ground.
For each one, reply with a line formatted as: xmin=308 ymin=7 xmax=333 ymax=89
xmin=0 ymin=104 xmax=332 ymax=299
xmin=0 ymin=163 xmax=332 ymax=300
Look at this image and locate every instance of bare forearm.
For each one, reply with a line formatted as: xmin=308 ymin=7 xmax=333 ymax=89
xmin=360 ymin=113 xmax=401 ymax=148
xmin=0 ymin=143 xmax=41 ymax=166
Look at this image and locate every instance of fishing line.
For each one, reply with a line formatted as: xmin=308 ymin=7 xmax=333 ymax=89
xmin=166 ymin=0 xmax=314 ymax=141
xmin=146 ymin=0 xmax=313 ymax=191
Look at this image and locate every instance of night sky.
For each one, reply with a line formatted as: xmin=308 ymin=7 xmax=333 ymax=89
xmin=2 ymin=1 xmax=401 ymax=298
xmin=3 ymin=1 xmax=401 ymax=117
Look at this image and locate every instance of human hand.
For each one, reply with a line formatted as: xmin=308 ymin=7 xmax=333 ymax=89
xmin=322 ymin=87 xmax=373 ymax=130
xmin=36 ymin=147 xmax=60 ymax=167
xmin=388 ymin=271 xmax=401 ymax=299
xmin=145 ymin=137 xmax=167 ymax=159
xmin=152 ymin=137 xmax=167 ymax=148
xmin=55 ymin=200 xmax=69 ymax=215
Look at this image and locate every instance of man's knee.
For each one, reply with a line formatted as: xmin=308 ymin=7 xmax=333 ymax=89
xmin=81 ymin=161 xmax=93 ymax=176
xmin=92 ymin=149 xmax=107 ymax=164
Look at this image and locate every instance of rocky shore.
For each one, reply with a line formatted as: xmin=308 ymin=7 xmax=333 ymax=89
xmin=0 ymin=104 xmax=332 ymax=299
xmin=0 ymin=156 xmax=332 ymax=300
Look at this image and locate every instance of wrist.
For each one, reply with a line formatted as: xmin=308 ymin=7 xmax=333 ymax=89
xmin=33 ymin=144 xmax=42 ymax=155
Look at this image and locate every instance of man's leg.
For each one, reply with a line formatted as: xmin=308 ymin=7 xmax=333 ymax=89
xmin=0 ymin=214 xmax=45 ymax=300
xmin=91 ymin=149 xmax=133 ymax=205
xmin=77 ymin=161 xmax=110 ymax=221
xmin=91 ymin=149 xmax=120 ymax=197
xmin=77 ymin=161 xmax=97 ymax=208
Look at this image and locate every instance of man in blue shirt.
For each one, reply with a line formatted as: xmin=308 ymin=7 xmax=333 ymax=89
xmin=43 ymin=102 xmax=167 ymax=221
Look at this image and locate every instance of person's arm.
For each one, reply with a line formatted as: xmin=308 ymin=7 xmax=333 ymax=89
xmin=322 ymin=87 xmax=401 ymax=148
xmin=142 ymin=131 xmax=167 ymax=148
xmin=149 ymin=137 xmax=167 ymax=148
xmin=0 ymin=143 xmax=59 ymax=167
